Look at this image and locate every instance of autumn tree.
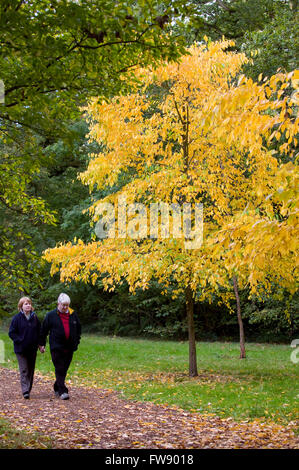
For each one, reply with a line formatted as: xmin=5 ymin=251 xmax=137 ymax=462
xmin=207 ymin=70 xmax=299 ymax=356
xmin=44 ymin=40 xmax=298 ymax=376
xmin=211 ymin=162 xmax=299 ymax=301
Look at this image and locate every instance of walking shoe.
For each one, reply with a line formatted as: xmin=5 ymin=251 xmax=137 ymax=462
xmin=23 ymin=392 xmax=30 ymax=399
xmin=54 ymin=391 xmax=60 ymax=397
xmin=60 ymin=393 xmax=69 ymax=400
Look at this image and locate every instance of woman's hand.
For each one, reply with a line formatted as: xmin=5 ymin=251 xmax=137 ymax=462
xmin=38 ymin=345 xmax=45 ymax=353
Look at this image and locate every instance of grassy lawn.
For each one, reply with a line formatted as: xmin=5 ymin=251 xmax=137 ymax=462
xmin=0 ymin=417 xmax=53 ymax=449
xmin=1 ymin=331 xmax=298 ymax=430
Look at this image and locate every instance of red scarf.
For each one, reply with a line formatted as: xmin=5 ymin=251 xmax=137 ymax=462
xmin=58 ymin=311 xmax=70 ymax=339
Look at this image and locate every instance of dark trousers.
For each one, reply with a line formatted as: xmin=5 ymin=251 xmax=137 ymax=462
xmin=50 ymin=349 xmax=73 ymax=395
xmin=16 ymin=350 xmax=37 ymax=395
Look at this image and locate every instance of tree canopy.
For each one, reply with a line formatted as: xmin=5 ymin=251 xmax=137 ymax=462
xmin=44 ymin=41 xmax=298 ymax=373
xmin=0 ymin=0 xmax=189 ymax=290
xmin=1 ymin=1 xmax=298 ymax=346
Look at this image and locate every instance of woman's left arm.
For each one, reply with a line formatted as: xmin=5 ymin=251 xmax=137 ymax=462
xmin=8 ymin=316 xmax=19 ymax=343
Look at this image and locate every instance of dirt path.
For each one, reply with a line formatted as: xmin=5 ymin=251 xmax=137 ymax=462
xmin=0 ymin=367 xmax=298 ymax=449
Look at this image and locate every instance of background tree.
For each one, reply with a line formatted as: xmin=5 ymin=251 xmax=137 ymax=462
xmin=0 ymin=0 xmax=189 ymax=291
xmin=241 ymin=2 xmax=299 ymax=79
xmin=0 ymin=120 xmax=93 ymax=317
xmin=181 ymin=1 xmax=298 ymax=80
xmin=182 ymin=1 xmax=286 ymax=41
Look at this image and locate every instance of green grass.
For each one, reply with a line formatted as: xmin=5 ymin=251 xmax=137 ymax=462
xmin=0 ymin=417 xmax=53 ymax=448
xmin=1 ymin=331 xmax=298 ymax=429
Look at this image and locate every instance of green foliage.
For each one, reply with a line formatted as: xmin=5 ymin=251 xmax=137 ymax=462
xmin=79 ymin=279 xmax=298 ymax=343
xmin=0 ymin=0 xmax=189 ymax=291
xmin=86 ymin=281 xmax=184 ymax=337
xmin=36 ymin=120 xmax=93 ymax=246
xmin=182 ymin=1 xmax=298 ymax=83
xmin=0 ymin=127 xmax=57 ymax=295
xmin=1 ymin=0 xmax=187 ymax=115
xmin=0 ymin=120 xmax=92 ymax=318
xmin=242 ymin=7 xmax=299 ymax=80
xmin=182 ymin=0 xmax=288 ymax=43
xmin=243 ymin=292 xmax=299 ymax=342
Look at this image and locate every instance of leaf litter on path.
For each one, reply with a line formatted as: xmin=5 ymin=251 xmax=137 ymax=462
xmin=0 ymin=367 xmax=298 ymax=449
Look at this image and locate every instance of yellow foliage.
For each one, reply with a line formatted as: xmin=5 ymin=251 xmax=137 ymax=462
xmin=44 ymin=42 xmax=298 ymax=300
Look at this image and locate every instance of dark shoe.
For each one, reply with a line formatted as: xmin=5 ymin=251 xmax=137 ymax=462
xmin=54 ymin=391 xmax=60 ymax=397
xmin=23 ymin=392 xmax=30 ymax=399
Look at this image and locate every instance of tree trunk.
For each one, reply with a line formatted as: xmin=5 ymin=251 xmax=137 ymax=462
xmin=185 ymin=285 xmax=198 ymax=376
xmin=232 ymin=275 xmax=246 ymax=359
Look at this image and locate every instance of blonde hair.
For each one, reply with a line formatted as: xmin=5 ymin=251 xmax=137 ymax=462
xmin=18 ymin=297 xmax=33 ymax=312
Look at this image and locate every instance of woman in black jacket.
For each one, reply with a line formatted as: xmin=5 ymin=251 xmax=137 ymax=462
xmin=39 ymin=293 xmax=81 ymax=400
xmin=9 ymin=297 xmax=42 ymax=399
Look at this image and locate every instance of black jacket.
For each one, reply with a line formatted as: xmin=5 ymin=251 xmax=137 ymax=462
xmin=39 ymin=308 xmax=81 ymax=352
xmin=9 ymin=312 xmax=41 ymax=354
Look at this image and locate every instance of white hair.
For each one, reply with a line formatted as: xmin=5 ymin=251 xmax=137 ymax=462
xmin=57 ymin=293 xmax=71 ymax=305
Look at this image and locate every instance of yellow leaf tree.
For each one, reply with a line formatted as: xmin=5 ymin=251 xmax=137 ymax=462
xmin=208 ymin=70 xmax=298 ymax=303
xmin=44 ymin=41 xmax=298 ymax=376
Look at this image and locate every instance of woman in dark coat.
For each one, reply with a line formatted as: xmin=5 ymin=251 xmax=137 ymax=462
xmin=39 ymin=293 xmax=81 ymax=400
xmin=9 ymin=297 xmax=41 ymax=399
